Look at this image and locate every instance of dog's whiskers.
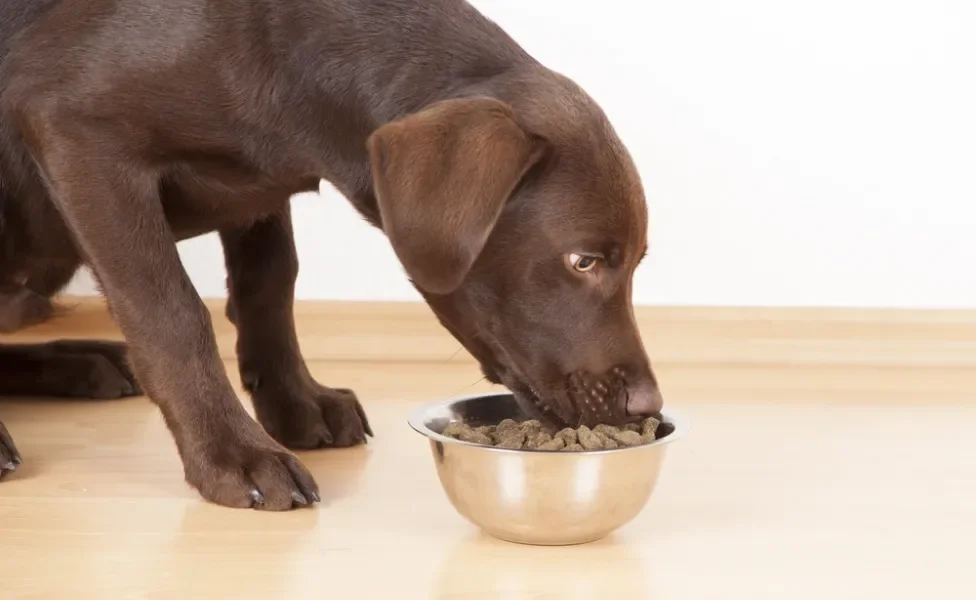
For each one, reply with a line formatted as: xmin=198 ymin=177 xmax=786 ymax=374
xmin=450 ymin=375 xmax=489 ymax=396
xmin=445 ymin=345 xmax=466 ymax=362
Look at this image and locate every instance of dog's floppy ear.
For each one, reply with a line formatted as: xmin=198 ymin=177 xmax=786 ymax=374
xmin=367 ymin=97 xmax=546 ymax=295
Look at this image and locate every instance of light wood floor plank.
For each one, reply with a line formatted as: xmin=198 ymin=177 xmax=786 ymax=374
xmin=1 ymin=302 xmax=973 ymax=598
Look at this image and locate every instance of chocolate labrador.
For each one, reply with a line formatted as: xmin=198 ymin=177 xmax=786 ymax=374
xmin=0 ymin=0 xmax=663 ymax=509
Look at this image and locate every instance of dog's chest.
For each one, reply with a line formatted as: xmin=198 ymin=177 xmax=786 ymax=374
xmin=159 ymin=161 xmax=317 ymax=239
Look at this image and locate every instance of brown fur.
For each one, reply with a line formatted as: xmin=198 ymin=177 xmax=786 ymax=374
xmin=0 ymin=0 xmax=662 ymax=509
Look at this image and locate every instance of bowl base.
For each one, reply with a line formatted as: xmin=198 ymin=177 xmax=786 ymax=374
xmin=481 ymin=528 xmax=611 ymax=547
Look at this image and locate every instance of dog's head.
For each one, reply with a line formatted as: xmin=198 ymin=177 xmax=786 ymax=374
xmin=367 ymin=74 xmax=661 ymax=427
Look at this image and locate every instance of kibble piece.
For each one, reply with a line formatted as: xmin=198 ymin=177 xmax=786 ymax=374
xmin=593 ymin=430 xmax=616 ymax=448
xmin=561 ymin=443 xmax=584 ymax=452
xmin=495 ymin=430 xmax=526 ymax=449
xmin=458 ymin=429 xmax=493 ymax=445
xmin=593 ymin=424 xmax=619 ymax=438
xmin=612 ymin=429 xmax=643 ymax=447
xmin=555 ymin=428 xmax=578 ymax=444
xmin=474 ymin=426 xmax=493 ymax=436
xmin=524 ymin=431 xmax=553 ymax=450
xmin=641 ymin=417 xmax=661 ymax=439
xmin=496 ymin=419 xmax=519 ymax=433
xmin=602 ymin=437 xmax=620 ymax=449
xmin=528 ymin=431 xmax=553 ymax=449
xmin=538 ymin=437 xmax=566 ymax=451
xmin=622 ymin=422 xmax=641 ymax=433
xmin=520 ymin=419 xmax=543 ymax=432
xmin=442 ymin=422 xmax=470 ymax=439
xmin=577 ymin=425 xmax=605 ymax=450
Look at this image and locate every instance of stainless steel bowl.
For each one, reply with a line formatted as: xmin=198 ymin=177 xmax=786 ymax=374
xmin=408 ymin=392 xmax=685 ymax=546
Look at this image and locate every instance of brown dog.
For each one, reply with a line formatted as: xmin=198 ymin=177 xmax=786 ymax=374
xmin=0 ymin=0 xmax=663 ymax=509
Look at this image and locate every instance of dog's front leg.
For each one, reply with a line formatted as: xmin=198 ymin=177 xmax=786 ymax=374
xmin=221 ymin=206 xmax=372 ymax=449
xmin=25 ymin=133 xmax=317 ymax=510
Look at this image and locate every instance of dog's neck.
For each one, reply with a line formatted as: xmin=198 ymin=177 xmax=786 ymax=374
xmin=267 ymin=0 xmax=541 ymax=225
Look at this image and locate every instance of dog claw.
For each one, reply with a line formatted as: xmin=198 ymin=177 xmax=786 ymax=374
xmin=309 ymin=491 xmax=321 ymax=503
xmin=0 ymin=422 xmax=20 ymax=477
xmin=250 ymin=489 xmax=265 ymax=507
xmin=291 ymin=491 xmax=308 ymax=506
xmin=320 ymin=429 xmax=335 ymax=446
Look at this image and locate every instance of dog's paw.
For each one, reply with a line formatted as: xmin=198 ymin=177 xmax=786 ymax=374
xmin=185 ymin=432 xmax=320 ymax=511
xmin=0 ymin=286 xmax=53 ymax=333
xmin=47 ymin=340 xmax=143 ymax=398
xmin=316 ymin=386 xmax=373 ymax=447
xmin=252 ymin=382 xmax=373 ymax=450
xmin=74 ymin=354 xmax=140 ymax=399
xmin=0 ymin=421 xmax=22 ymax=480
xmin=38 ymin=353 xmax=139 ymax=399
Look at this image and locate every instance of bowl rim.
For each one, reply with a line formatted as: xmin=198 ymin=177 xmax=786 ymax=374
xmin=407 ymin=390 xmax=687 ymax=455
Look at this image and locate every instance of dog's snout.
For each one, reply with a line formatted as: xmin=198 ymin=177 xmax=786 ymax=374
xmin=626 ymin=380 xmax=663 ymax=417
xmin=562 ymin=367 xmax=663 ymax=426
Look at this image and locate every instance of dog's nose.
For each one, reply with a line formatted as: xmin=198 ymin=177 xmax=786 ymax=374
xmin=626 ymin=380 xmax=663 ymax=416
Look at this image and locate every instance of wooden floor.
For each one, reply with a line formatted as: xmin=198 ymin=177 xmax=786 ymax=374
xmin=2 ymin=302 xmax=975 ymax=598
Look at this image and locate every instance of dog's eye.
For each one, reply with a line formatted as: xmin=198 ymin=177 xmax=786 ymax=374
xmin=569 ymin=253 xmax=600 ymax=273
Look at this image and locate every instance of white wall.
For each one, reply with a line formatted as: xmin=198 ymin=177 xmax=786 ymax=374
xmin=66 ymin=0 xmax=976 ymax=309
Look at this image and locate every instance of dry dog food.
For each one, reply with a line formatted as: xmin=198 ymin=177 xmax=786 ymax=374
xmin=441 ymin=416 xmax=662 ymax=451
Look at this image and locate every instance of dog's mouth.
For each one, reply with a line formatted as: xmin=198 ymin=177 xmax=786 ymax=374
xmin=426 ymin=306 xmax=634 ymax=427
xmin=497 ymin=371 xmax=566 ymax=425
xmin=472 ymin=335 xmax=574 ymax=425
xmin=499 ymin=370 xmax=634 ymax=428
xmin=478 ymin=338 xmax=631 ymax=428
